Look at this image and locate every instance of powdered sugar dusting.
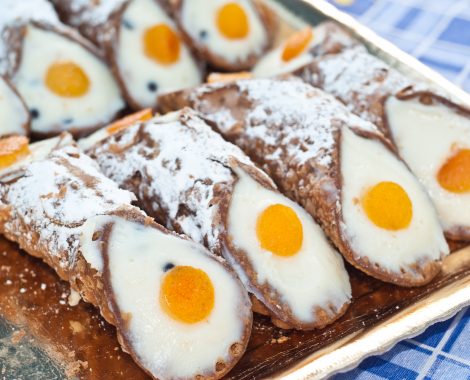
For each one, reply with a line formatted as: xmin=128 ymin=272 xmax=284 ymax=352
xmin=88 ymin=109 xmax=258 ymax=251
xmin=0 ymin=0 xmax=59 ymax=29
xmin=192 ymin=78 xmax=378 ymax=168
xmin=306 ymin=46 xmax=419 ymax=124
xmin=66 ymin=0 xmax=126 ymax=27
xmin=0 ymin=0 xmax=60 ymax=74
xmin=0 ymin=142 xmax=136 ymax=270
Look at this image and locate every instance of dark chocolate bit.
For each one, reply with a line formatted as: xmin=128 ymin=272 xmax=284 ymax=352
xmin=199 ymin=30 xmax=208 ymax=40
xmin=147 ymin=82 xmax=158 ymax=93
xmin=30 ymin=109 xmax=40 ymax=119
xmin=122 ymin=19 xmax=134 ymax=30
xmin=63 ymin=118 xmax=74 ymax=125
xmin=163 ymin=263 xmax=175 ymax=272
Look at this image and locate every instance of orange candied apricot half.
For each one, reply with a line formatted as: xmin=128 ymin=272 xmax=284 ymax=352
xmin=256 ymin=203 xmax=303 ymax=257
xmin=45 ymin=61 xmax=90 ymax=98
xmin=143 ymin=24 xmax=181 ymax=65
xmin=106 ymin=109 xmax=153 ymax=135
xmin=207 ymin=71 xmax=252 ymax=83
xmin=437 ymin=148 xmax=470 ymax=193
xmin=281 ymin=27 xmax=313 ymax=62
xmin=361 ymin=181 xmax=413 ymax=231
xmin=160 ymin=265 xmax=215 ymax=324
xmin=216 ymin=2 xmax=250 ymax=40
xmin=0 ymin=135 xmax=30 ymax=169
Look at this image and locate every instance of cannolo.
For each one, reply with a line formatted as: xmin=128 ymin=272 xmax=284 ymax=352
xmin=0 ymin=133 xmax=252 ymax=379
xmin=0 ymin=76 xmax=29 ymax=136
xmin=252 ymin=21 xmax=357 ymax=78
xmin=0 ymin=0 xmax=125 ymax=138
xmin=299 ymin=45 xmax=470 ymax=241
xmin=51 ymin=0 xmax=203 ymax=110
xmin=158 ymin=78 xmax=449 ymax=286
xmin=80 ymin=108 xmax=352 ymax=330
xmin=169 ymin=0 xmax=278 ymax=71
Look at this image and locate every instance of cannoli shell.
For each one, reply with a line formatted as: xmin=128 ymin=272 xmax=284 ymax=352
xmin=85 ymin=108 xmax=349 ymax=329
xmin=158 ymin=80 xmax=442 ymax=286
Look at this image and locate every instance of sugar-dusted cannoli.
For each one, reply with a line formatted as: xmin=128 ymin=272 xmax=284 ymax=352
xmin=169 ymin=0 xmax=277 ymax=71
xmin=252 ymin=21 xmax=357 ymax=78
xmin=51 ymin=0 xmax=203 ymax=110
xmin=0 ymin=133 xmax=252 ymax=380
xmin=0 ymin=0 xmax=124 ymax=138
xmin=0 ymin=76 xmax=29 ymax=136
xmin=159 ymin=79 xmax=449 ymax=286
xmin=80 ymin=108 xmax=352 ymax=330
xmin=300 ymin=45 xmax=470 ymax=241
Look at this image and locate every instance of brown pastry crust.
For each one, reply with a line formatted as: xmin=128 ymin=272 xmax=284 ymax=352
xmin=296 ymin=46 xmax=410 ymax=141
xmin=308 ymin=21 xmax=359 ymax=57
xmin=0 ymin=76 xmax=30 ymax=136
xmin=158 ymin=79 xmax=445 ymax=287
xmin=170 ymin=0 xmax=278 ymax=71
xmin=85 ymin=108 xmax=350 ymax=329
xmin=1 ymin=21 xmax=124 ymax=138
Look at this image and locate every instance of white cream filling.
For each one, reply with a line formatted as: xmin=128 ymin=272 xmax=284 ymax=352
xmin=117 ymin=0 xmax=202 ymax=108
xmin=101 ymin=216 xmax=248 ymax=379
xmin=181 ymin=0 xmax=268 ymax=64
xmin=0 ymin=78 xmax=28 ymax=136
xmin=228 ymin=168 xmax=351 ymax=323
xmin=341 ymin=127 xmax=448 ymax=273
xmin=386 ymin=97 xmax=470 ymax=232
xmin=79 ymin=215 xmax=110 ymax=272
xmin=13 ymin=25 xmax=124 ymax=134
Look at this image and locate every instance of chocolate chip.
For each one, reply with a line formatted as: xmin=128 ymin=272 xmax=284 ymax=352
xmin=122 ymin=18 xmax=134 ymax=30
xmin=199 ymin=30 xmax=208 ymax=40
xmin=63 ymin=118 xmax=74 ymax=124
xmin=163 ymin=263 xmax=175 ymax=272
xmin=30 ymin=108 xmax=40 ymax=119
xmin=147 ymin=81 xmax=158 ymax=92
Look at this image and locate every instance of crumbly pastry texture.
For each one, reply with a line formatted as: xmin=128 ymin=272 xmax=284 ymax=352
xmin=85 ymin=108 xmax=351 ymax=329
xmin=158 ymin=78 xmax=443 ymax=286
xmin=87 ymin=109 xmax=257 ymax=253
xmin=298 ymin=45 xmax=435 ymax=136
xmin=0 ymin=134 xmax=138 ymax=285
xmin=50 ymin=0 xmax=128 ymax=47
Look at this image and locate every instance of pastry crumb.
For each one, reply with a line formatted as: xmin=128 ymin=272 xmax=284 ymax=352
xmin=68 ymin=289 xmax=81 ymax=306
xmin=69 ymin=320 xmax=84 ymax=334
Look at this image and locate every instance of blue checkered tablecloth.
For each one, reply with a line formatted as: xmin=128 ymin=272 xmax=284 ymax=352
xmin=326 ymin=0 xmax=470 ymax=378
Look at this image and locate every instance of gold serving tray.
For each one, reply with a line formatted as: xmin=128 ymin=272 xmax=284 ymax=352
xmin=1 ymin=1 xmax=469 ymax=379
